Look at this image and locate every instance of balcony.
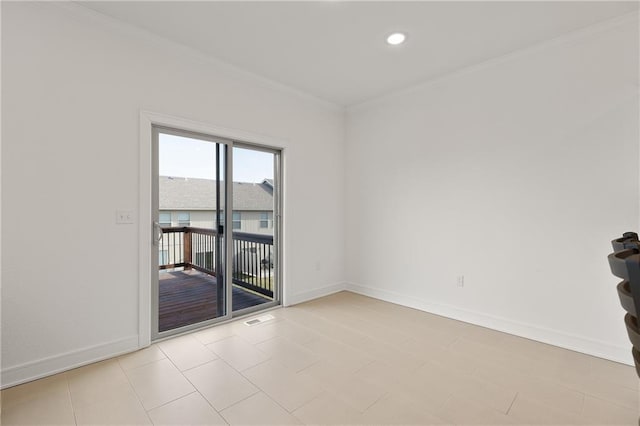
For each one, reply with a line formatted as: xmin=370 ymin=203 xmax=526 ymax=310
xmin=159 ymin=226 xmax=274 ymax=332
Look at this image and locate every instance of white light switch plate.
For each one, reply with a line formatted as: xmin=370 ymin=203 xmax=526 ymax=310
xmin=116 ymin=210 xmax=134 ymax=224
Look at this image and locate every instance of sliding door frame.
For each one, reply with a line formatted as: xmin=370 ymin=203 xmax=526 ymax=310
xmin=230 ymin=141 xmax=283 ymax=318
xmin=139 ymin=111 xmax=284 ymax=347
xmin=151 ymin=125 xmax=234 ymax=341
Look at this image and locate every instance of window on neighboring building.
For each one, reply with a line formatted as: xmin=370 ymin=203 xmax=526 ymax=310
xmin=159 ymin=212 xmax=171 ymax=227
xmin=177 ymin=212 xmax=190 ymax=226
xmin=260 ymin=212 xmax=269 ymax=228
xmin=233 ymin=211 xmax=241 ymax=230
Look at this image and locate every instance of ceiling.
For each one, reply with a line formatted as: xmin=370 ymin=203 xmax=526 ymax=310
xmin=79 ymin=1 xmax=638 ymax=106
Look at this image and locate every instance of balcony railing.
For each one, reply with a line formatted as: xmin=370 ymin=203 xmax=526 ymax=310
xmin=159 ymin=226 xmax=274 ymax=298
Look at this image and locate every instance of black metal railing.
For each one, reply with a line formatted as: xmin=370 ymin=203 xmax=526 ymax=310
xmin=159 ymin=227 xmax=274 ymax=298
xmin=232 ymin=232 xmax=274 ymax=297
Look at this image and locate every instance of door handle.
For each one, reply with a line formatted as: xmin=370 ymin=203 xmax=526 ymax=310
xmin=153 ymin=221 xmax=163 ymax=245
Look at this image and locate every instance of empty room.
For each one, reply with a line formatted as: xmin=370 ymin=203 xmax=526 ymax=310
xmin=1 ymin=1 xmax=639 ymax=425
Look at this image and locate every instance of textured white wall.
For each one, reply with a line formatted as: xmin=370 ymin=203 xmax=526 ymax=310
xmin=345 ymin=16 xmax=639 ymax=364
xmin=1 ymin=2 xmax=345 ymax=385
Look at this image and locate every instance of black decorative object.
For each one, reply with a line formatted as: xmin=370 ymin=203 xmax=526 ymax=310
xmin=608 ymin=232 xmax=640 ymax=384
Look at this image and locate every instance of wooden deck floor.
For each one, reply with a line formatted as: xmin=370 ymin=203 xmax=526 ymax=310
xmin=159 ymin=269 xmax=272 ymax=332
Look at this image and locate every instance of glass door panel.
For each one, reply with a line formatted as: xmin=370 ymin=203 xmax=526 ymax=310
xmin=153 ymin=128 xmax=227 ymax=338
xmin=231 ymin=146 xmax=279 ymax=314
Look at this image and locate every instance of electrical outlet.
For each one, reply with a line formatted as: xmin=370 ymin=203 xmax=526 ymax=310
xmin=456 ymin=275 xmax=465 ymax=287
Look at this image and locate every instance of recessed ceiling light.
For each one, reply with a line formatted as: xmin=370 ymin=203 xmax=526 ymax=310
xmin=386 ymin=32 xmax=406 ymax=46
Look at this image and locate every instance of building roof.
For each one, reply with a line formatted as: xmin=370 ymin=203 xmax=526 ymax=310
xmin=159 ymin=176 xmax=273 ymax=211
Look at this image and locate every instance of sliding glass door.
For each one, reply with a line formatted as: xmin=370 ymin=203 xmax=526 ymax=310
xmin=151 ymin=126 xmax=281 ymax=340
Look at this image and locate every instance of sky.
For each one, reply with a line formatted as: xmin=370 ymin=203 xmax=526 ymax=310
xmin=159 ymin=133 xmax=274 ymax=183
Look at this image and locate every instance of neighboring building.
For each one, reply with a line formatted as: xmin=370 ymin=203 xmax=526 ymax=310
xmin=159 ymin=176 xmax=274 ymax=235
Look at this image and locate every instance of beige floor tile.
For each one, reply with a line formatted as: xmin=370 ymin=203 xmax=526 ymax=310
xmin=282 ymin=306 xmax=367 ymax=343
xmin=535 ymin=351 xmax=593 ymax=385
xmin=263 ymin=318 xmax=319 ymax=344
xmin=207 ymin=335 xmax=270 ymax=371
xmin=549 ymin=360 xmax=639 ymax=412
xmin=435 ymin=394 xmax=516 ymax=425
xmin=451 ymin=375 xmax=518 ymax=414
xmin=497 ymin=333 xmax=569 ymax=363
xmin=67 ymin=358 xmax=127 ymax=384
xmin=74 ymin=385 xmax=151 ymax=426
xmin=507 ymin=394 xmax=584 ymax=425
xmin=551 ymin=362 xmax=596 ymax=391
xmin=256 ymin=336 xmax=320 ymax=372
xmin=419 ymin=311 xmax=474 ymax=334
xmin=462 ymin=325 xmax=513 ymax=347
xmin=68 ymin=359 xmax=131 ymax=409
xmin=396 ymin=329 xmax=458 ymax=353
xmin=351 ymin=359 xmax=414 ymax=389
xmin=184 ymin=359 xmax=258 ymax=411
xmin=192 ymin=323 xmax=236 ymax=345
xmin=158 ymin=334 xmax=218 ymax=371
xmin=577 ymin=375 xmax=639 ymax=411
xmin=581 ymin=395 xmax=639 ymax=425
xmin=360 ymin=392 xmax=452 ymax=425
xmin=230 ymin=318 xmax=283 ymax=345
xmin=451 ymin=337 xmax=536 ymax=377
xmin=242 ymin=359 xmax=322 ymax=412
xmin=397 ymin=337 xmax=480 ymax=374
xmin=302 ymin=366 xmax=387 ymax=412
xmin=518 ymin=376 xmax=586 ymax=414
xmin=307 ymin=320 xmax=373 ymax=350
xmin=1 ymin=372 xmax=69 ymax=410
xmin=590 ymin=358 xmax=639 ymax=390
xmin=268 ymin=306 xmax=313 ymax=322
xmin=292 ymin=392 xmax=363 ymax=425
xmin=395 ymin=362 xmax=475 ymax=412
xmin=221 ymin=392 xmax=301 ymax=425
xmin=117 ymin=345 xmax=166 ymax=371
xmin=473 ymin=356 xmax=587 ymax=415
xmin=473 ymin=359 xmax=539 ymax=391
xmin=321 ymin=308 xmax=413 ymax=346
xmin=0 ymin=389 xmax=75 ymax=426
xmin=356 ymin=338 xmax=425 ymax=371
xmin=300 ymin=358 xmax=363 ymax=386
xmin=302 ymin=335 xmax=374 ymax=372
xmin=125 ymin=358 xmax=195 ymax=410
xmin=147 ymin=392 xmax=227 ymax=425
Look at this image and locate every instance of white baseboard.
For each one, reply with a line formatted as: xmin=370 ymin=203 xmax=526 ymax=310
xmin=286 ymin=282 xmax=347 ymax=306
xmin=346 ymin=282 xmax=633 ymax=366
xmin=1 ymin=335 xmax=140 ymax=389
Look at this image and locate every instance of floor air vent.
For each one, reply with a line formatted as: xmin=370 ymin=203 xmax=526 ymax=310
xmin=243 ymin=313 xmax=275 ymax=326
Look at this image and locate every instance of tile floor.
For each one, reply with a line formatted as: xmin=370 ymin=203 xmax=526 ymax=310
xmin=2 ymin=291 xmax=639 ymax=425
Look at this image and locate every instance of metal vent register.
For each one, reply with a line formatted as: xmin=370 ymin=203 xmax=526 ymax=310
xmin=243 ymin=313 xmax=275 ymax=326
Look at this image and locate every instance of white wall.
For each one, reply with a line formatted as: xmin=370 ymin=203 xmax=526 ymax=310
xmin=345 ymin=16 xmax=639 ymax=364
xmin=1 ymin=2 xmax=345 ymax=386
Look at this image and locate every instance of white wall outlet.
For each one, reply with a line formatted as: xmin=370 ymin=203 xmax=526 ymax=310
xmin=116 ymin=210 xmax=134 ymax=224
xmin=456 ymin=275 xmax=465 ymax=287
